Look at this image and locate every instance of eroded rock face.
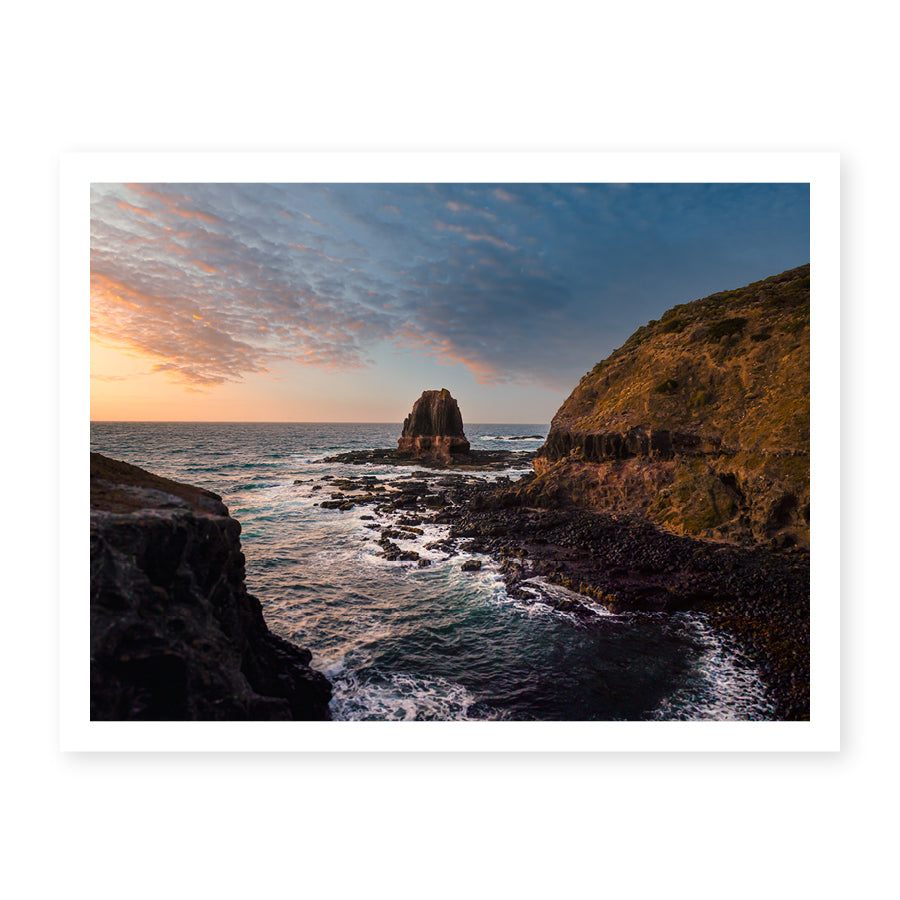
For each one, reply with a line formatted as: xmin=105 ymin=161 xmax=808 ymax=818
xmin=521 ymin=265 xmax=811 ymax=548
xmin=397 ymin=388 xmax=470 ymax=462
xmin=90 ymin=453 xmax=332 ymax=720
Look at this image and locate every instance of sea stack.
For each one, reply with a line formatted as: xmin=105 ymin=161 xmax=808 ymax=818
xmin=397 ymin=388 xmax=471 ymax=463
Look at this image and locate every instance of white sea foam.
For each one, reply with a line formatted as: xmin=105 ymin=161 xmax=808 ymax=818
xmin=480 ymin=574 xmax=617 ymax=626
xmin=647 ymin=615 xmax=775 ymax=720
xmin=329 ymin=670 xmax=502 ymax=721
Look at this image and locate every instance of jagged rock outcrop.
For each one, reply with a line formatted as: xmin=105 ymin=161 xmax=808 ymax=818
xmin=397 ymin=388 xmax=470 ymax=462
xmin=90 ymin=452 xmax=332 ymax=720
xmin=517 ymin=265 xmax=811 ymax=549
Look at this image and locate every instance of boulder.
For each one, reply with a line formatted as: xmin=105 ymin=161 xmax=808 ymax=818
xmin=397 ymin=388 xmax=471 ymax=462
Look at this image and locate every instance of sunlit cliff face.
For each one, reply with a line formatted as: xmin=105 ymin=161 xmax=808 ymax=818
xmin=90 ymin=182 xmax=809 ymax=422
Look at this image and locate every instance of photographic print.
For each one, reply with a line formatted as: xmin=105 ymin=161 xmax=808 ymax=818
xmin=69 ymin=154 xmax=837 ymax=750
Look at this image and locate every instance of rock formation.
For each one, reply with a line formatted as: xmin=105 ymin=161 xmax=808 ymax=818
xmin=397 ymin=388 xmax=470 ymax=463
xmin=90 ymin=452 xmax=332 ymax=720
xmin=516 ymin=265 xmax=811 ymax=549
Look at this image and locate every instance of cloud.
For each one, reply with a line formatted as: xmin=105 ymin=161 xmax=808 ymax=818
xmin=91 ymin=182 xmax=811 ymax=394
xmin=463 ymin=232 xmax=516 ymax=251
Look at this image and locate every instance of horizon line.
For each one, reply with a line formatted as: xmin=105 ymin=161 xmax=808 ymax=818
xmin=90 ymin=419 xmax=550 ymax=425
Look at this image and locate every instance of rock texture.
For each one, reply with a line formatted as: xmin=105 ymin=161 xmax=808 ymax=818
xmin=90 ymin=452 xmax=332 ymax=720
xmin=397 ymin=388 xmax=471 ymax=462
xmin=519 ymin=265 xmax=810 ymax=548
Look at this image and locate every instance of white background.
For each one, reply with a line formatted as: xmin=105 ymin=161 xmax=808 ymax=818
xmin=3 ymin=1 xmax=892 ymax=897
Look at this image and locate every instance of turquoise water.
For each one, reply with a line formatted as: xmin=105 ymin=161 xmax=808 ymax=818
xmin=90 ymin=422 xmax=775 ymax=720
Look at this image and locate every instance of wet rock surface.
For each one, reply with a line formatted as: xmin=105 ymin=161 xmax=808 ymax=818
xmin=322 ymin=447 xmax=535 ymax=470
xmin=91 ymin=453 xmax=332 ymax=720
xmin=309 ymin=465 xmax=809 ymax=721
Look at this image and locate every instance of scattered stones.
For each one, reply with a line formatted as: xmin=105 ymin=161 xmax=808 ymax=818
xmin=309 ymin=431 xmax=808 ymax=721
xmin=321 ymin=447 xmax=535 ymax=471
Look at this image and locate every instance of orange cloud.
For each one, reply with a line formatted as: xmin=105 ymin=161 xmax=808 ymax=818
xmin=191 ymin=258 xmax=218 ymax=274
xmin=289 ymin=243 xmax=343 ymax=264
xmin=90 ymin=271 xmax=270 ymax=388
xmin=124 ymin=184 xmax=222 ymax=225
xmin=465 ymin=232 xmax=516 ymax=251
xmin=394 ymin=325 xmax=510 ymax=384
xmin=117 ymin=200 xmax=157 ymax=218
xmin=435 ymin=220 xmax=466 ymax=233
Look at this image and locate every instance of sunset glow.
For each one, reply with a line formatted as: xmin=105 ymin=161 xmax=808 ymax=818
xmin=90 ymin=182 xmax=810 ymax=422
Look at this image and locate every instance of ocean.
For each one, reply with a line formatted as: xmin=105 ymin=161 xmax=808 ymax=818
xmin=90 ymin=421 xmax=775 ymax=721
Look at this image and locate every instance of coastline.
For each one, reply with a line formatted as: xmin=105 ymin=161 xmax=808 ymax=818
xmin=90 ymin=452 xmax=333 ymax=720
xmin=311 ymin=455 xmax=810 ymax=720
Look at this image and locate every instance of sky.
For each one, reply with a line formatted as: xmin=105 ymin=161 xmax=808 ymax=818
xmin=90 ymin=182 xmax=809 ymax=423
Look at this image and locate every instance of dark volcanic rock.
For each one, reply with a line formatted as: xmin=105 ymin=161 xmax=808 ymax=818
xmin=90 ymin=452 xmax=332 ymax=720
xmin=321 ymin=447 xmax=534 ymax=471
xmin=431 ymin=479 xmax=810 ymax=721
xmin=397 ymin=388 xmax=471 ymax=462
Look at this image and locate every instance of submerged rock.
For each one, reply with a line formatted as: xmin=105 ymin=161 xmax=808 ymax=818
xmin=90 ymin=453 xmax=332 ymax=720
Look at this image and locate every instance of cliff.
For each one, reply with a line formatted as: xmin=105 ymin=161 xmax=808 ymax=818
xmin=397 ymin=388 xmax=471 ymax=462
xmin=90 ymin=452 xmax=332 ymax=720
xmin=520 ymin=265 xmax=810 ymax=548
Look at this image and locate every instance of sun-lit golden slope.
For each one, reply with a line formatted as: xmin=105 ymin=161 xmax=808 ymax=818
xmin=523 ymin=265 xmax=810 ymax=548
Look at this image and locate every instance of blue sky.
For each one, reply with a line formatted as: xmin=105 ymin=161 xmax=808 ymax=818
xmin=90 ymin=182 xmax=809 ymax=422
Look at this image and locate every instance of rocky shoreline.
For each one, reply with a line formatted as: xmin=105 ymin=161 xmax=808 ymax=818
xmin=91 ymin=453 xmax=333 ymax=720
xmin=310 ymin=464 xmax=809 ymax=720
xmin=323 ymin=447 xmax=536 ymax=471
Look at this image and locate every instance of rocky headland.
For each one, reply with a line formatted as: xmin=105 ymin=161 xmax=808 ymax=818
xmin=90 ymin=452 xmax=332 ymax=720
xmin=309 ymin=266 xmax=811 ymax=719
xmin=522 ymin=265 xmax=810 ymax=550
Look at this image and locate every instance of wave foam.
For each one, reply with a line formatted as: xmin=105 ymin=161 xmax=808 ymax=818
xmin=329 ymin=670 xmax=502 ymax=721
xmin=648 ymin=615 xmax=775 ymax=720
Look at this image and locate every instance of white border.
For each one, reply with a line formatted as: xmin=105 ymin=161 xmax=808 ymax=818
xmin=62 ymin=152 xmax=839 ymax=751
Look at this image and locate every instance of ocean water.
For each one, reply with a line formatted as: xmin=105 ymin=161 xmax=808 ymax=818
xmin=90 ymin=421 xmax=775 ymax=721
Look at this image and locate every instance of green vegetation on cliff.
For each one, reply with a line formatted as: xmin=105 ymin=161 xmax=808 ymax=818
xmin=527 ymin=265 xmax=810 ymax=548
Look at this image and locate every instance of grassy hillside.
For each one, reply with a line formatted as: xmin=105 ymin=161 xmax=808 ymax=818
xmin=524 ymin=265 xmax=810 ymax=548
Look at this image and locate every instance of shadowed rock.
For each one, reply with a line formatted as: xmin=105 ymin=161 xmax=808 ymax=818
xmin=397 ymin=388 xmax=471 ymax=462
xmin=90 ymin=452 xmax=332 ymax=720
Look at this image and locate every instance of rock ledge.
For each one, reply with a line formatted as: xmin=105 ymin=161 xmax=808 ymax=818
xmin=90 ymin=452 xmax=332 ymax=720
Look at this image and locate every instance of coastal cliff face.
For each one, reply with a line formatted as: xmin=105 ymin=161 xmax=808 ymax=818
xmin=397 ymin=388 xmax=471 ymax=462
xmin=90 ymin=453 xmax=332 ymax=720
xmin=522 ymin=265 xmax=810 ymax=548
